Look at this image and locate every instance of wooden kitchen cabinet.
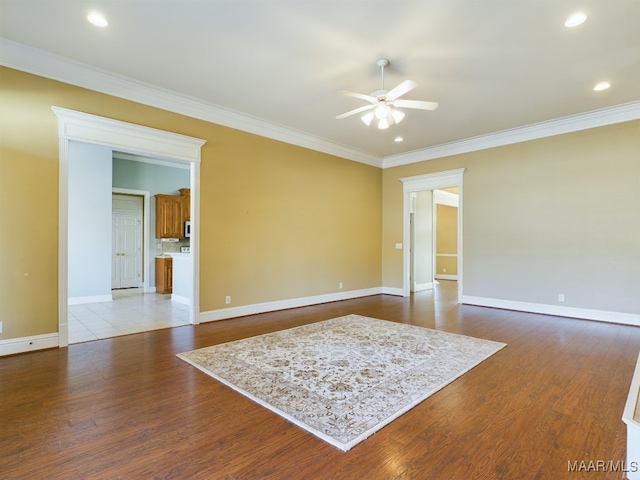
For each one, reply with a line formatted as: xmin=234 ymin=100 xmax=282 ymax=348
xmin=155 ymin=194 xmax=185 ymax=238
xmin=155 ymin=256 xmax=173 ymax=294
xmin=179 ymin=188 xmax=191 ymax=221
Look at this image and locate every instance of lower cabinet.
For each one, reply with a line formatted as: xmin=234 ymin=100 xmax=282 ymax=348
xmin=155 ymin=256 xmax=173 ymax=294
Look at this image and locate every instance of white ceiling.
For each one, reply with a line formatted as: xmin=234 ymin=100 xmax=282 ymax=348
xmin=1 ymin=0 xmax=639 ymax=165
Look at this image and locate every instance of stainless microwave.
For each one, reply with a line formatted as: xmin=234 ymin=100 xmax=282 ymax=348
xmin=184 ymin=221 xmax=191 ymax=238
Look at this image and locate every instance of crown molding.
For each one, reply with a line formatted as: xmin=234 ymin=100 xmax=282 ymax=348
xmin=383 ymin=101 xmax=640 ymax=168
xmin=2 ymin=38 xmax=637 ymax=171
xmin=0 ymin=38 xmax=382 ymax=168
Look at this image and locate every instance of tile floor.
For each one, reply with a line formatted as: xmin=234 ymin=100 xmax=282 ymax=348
xmin=68 ymin=288 xmax=191 ymax=344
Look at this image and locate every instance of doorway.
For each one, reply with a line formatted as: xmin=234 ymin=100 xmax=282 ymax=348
xmin=433 ymin=188 xmax=459 ymax=282
xmin=409 ymin=191 xmax=435 ymax=293
xmin=401 ymin=169 xmax=465 ymax=302
xmin=54 ymin=106 xmax=206 ymax=347
xmin=408 ymin=189 xmax=460 ymax=293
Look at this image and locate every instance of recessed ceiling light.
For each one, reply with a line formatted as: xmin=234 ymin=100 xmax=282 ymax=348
xmin=87 ymin=11 xmax=108 ymax=27
xmin=565 ymin=12 xmax=587 ymax=27
xmin=394 ymin=137 xmax=404 ymax=143
xmin=593 ymin=81 xmax=611 ymax=91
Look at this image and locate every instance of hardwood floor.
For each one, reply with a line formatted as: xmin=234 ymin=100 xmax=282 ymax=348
xmin=2 ymin=282 xmax=638 ymax=479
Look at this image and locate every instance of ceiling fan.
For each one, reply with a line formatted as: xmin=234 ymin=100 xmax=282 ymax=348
xmin=336 ymin=59 xmax=438 ymax=129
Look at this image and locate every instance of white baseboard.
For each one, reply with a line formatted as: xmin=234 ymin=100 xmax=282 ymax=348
xmin=413 ymin=282 xmax=434 ymax=292
xmin=171 ymin=294 xmax=190 ymax=305
xmin=200 ymin=287 xmax=383 ymax=323
xmin=462 ymin=295 xmax=640 ymax=326
xmin=435 ymin=274 xmax=458 ymax=281
xmin=0 ymin=333 xmax=59 ymax=357
xmin=381 ymin=287 xmax=405 ymax=296
xmin=68 ymin=294 xmax=113 ymax=305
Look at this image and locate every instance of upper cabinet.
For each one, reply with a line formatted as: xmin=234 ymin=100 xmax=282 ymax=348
xmin=179 ymin=188 xmax=191 ymax=221
xmin=155 ymin=188 xmax=190 ymax=238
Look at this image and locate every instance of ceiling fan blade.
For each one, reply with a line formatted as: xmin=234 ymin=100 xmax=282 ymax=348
xmin=385 ymin=80 xmax=417 ymax=101
xmin=392 ymin=99 xmax=439 ymax=111
xmin=335 ymin=104 xmax=375 ymax=120
xmin=340 ymin=91 xmax=378 ymax=104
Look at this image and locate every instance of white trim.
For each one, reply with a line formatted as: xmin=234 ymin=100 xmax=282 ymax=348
xmin=113 ymin=151 xmax=191 ymax=170
xmin=112 ymin=188 xmax=152 ymax=292
xmin=414 ymin=282 xmax=434 ymax=292
xmin=384 ymin=101 xmax=640 ymax=168
xmin=171 ymin=294 xmax=191 ymax=306
xmin=381 ymin=287 xmax=405 ymax=296
xmin=462 ymin=296 xmax=640 ymax=326
xmin=68 ymin=295 xmax=113 ymax=305
xmin=433 ymin=190 xmax=459 ymax=207
xmin=1 ymin=39 xmax=380 ymax=168
xmin=53 ymin=107 xmax=206 ymax=348
xmin=51 ymin=106 xmax=204 ymax=163
xmin=623 ymin=354 xmax=640 ymax=427
xmin=3 ymin=39 xmax=637 ymax=170
xmin=58 ymin=132 xmax=69 ymax=347
xmin=200 ymin=288 xmax=382 ymax=323
xmin=190 ymin=162 xmax=201 ymax=324
xmin=401 ymin=169 xmax=465 ymax=302
xmin=623 ymin=355 xmax=640 ymax=480
xmin=435 ymin=274 xmax=458 ymax=281
xmin=400 ymin=169 xmax=466 ymax=191
xmin=435 ymin=254 xmax=458 ymax=257
xmin=0 ymin=333 xmax=59 ymax=357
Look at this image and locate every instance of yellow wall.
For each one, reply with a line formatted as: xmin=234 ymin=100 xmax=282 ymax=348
xmin=2 ymin=64 xmax=638 ymax=343
xmin=383 ymin=120 xmax=640 ymax=314
xmin=0 ymin=67 xmax=382 ymax=340
xmin=435 ymin=204 xmax=457 ymax=276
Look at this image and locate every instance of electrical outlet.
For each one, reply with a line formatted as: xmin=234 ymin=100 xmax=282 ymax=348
xmin=558 ymin=294 xmax=565 ymax=302
xmin=225 ymin=296 xmax=231 ymax=305
xmin=0 ymin=321 xmax=3 ymax=333
xmin=443 ymin=268 xmax=447 ymax=273
xmin=339 ymin=282 xmax=343 ymax=289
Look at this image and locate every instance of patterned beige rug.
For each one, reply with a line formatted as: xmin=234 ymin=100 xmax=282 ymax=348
xmin=177 ymin=314 xmax=506 ymax=451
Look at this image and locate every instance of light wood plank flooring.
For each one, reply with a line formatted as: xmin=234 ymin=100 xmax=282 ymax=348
xmin=2 ymin=282 xmax=638 ymax=479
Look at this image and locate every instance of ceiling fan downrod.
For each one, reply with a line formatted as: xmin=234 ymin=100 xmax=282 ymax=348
xmin=377 ymin=58 xmax=390 ymax=91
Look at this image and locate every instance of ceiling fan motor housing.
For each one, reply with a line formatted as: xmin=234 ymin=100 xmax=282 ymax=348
xmin=371 ymin=90 xmax=390 ymax=100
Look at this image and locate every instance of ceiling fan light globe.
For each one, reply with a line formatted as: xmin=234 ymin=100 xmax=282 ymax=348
xmin=375 ymin=104 xmax=390 ymax=120
xmin=391 ymin=109 xmax=405 ymax=124
xmin=361 ymin=111 xmax=374 ymax=126
xmin=378 ymin=118 xmax=389 ymax=129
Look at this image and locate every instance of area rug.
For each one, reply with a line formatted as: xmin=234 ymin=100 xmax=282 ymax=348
xmin=177 ymin=314 xmax=506 ymax=451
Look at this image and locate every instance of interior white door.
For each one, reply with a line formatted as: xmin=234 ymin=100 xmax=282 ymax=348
xmin=112 ymin=195 xmax=143 ymax=289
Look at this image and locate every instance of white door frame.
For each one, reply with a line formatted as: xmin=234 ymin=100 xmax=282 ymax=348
xmin=400 ymin=168 xmax=465 ymax=302
xmin=112 ymin=190 xmax=148 ymax=290
xmin=53 ymin=106 xmax=206 ymax=347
